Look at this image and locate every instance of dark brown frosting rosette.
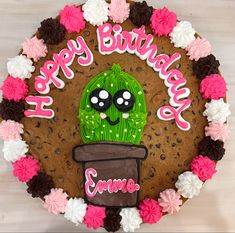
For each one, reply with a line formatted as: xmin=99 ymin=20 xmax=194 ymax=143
xmin=27 ymin=172 xmax=54 ymax=199
xmin=38 ymin=18 xmax=66 ymax=45
xmin=129 ymin=1 xmax=153 ymax=27
xmin=0 ymin=99 xmax=25 ymax=122
xmin=104 ymin=208 xmax=122 ymax=232
xmin=198 ymin=136 xmax=225 ymax=161
xmin=193 ymin=54 xmax=220 ymax=80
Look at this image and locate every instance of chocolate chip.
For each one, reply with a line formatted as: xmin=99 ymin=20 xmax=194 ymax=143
xmin=177 ymin=138 xmax=182 ymax=143
xmin=184 ymin=159 xmax=190 ymax=166
xmin=160 ymin=154 xmax=166 ymax=160
xmin=89 ymin=39 xmax=94 ymax=44
xmin=29 ymin=138 xmax=37 ymax=145
xmin=37 ymin=144 xmax=43 ymax=150
xmin=136 ymin=66 xmax=143 ymax=72
xmin=155 ymin=131 xmax=160 ymax=136
xmin=58 ymin=176 xmax=64 ymax=183
xmin=172 ymin=143 xmax=176 ymax=147
xmin=66 ymin=160 xmax=72 ymax=169
xmin=83 ymin=30 xmax=90 ymax=37
xmin=175 ymin=63 xmax=181 ymax=69
xmin=35 ymin=122 xmax=40 ymax=128
xmin=166 ymin=136 xmax=170 ymax=143
xmin=55 ymin=148 xmax=61 ymax=155
xmin=155 ymin=143 xmax=161 ymax=149
xmin=48 ymin=127 xmax=53 ymax=134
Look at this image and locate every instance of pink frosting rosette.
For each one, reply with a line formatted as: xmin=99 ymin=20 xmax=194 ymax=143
xmin=43 ymin=188 xmax=68 ymax=215
xmin=150 ymin=7 xmax=177 ymax=36
xmin=60 ymin=5 xmax=85 ymax=33
xmin=186 ymin=37 xmax=211 ymax=61
xmin=1 ymin=76 xmax=28 ymax=101
xmin=22 ymin=36 xmax=48 ymax=62
xmin=0 ymin=120 xmax=24 ymax=141
xmin=139 ymin=198 xmax=162 ymax=224
xmin=108 ymin=0 xmax=130 ymax=23
xmin=200 ymin=74 xmax=227 ymax=100
xmin=13 ymin=156 xmax=40 ymax=182
xmin=83 ymin=205 xmax=106 ymax=229
xmin=158 ymin=189 xmax=182 ymax=214
xmin=191 ymin=155 xmax=217 ymax=181
xmin=205 ymin=122 xmax=230 ymax=142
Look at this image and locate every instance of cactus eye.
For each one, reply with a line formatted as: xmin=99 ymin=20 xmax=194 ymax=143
xmin=89 ymin=88 xmax=112 ymax=112
xmin=113 ymin=89 xmax=135 ymax=112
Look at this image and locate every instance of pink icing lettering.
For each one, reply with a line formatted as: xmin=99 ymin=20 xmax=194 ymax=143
xmin=85 ymin=168 xmax=140 ymax=198
xmin=53 ymin=48 xmax=75 ymax=79
xmin=97 ymin=23 xmax=192 ymax=131
xmin=34 ymin=36 xmax=93 ymax=94
xmin=24 ymin=96 xmax=54 ymax=118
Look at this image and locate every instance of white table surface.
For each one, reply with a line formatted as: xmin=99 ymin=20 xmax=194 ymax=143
xmin=0 ymin=0 xmax=235 ymax=232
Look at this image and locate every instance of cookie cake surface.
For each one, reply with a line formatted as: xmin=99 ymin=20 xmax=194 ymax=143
xmin=0 ymin=0 xmax=230 ymax=232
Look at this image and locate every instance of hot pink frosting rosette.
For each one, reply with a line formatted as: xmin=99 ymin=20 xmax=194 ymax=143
xmin=22 ymin=36 xmax=48 ymax=62
xmin=43 ymin=188 xmax=68 ymax=215
xmin=150 ymin=7 xmax=177 ymax=36
xmin=200 ymin=74 xmax=227 ymax=100
xmin=108 ymin=0 xmax=130 ymax=23
xmin=191 ymin=155 xmax=217 ymax=181
xmin=139 ymin=198 xmax=162 ymax=224
xmin=205 ymin=122 xmax=230 ymax=142
xmin=186 ymin=37 xmax=211 ymax=61
xmin=60 ymin=5 xmax=85 ymax=33
xmin=158 ymin=189 xmax=182 ymax=214
xmin=13 ymin=156 xmax=40 ymax=182
xmin=83 ymin=205 xmax=106 ymax=229
xmin=0 ymin=120 xmax=24 ymax=141
xmin=1 ymin=76 xmax=28 ymax=101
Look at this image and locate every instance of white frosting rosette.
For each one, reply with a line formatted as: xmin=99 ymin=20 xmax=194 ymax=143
xmin=64 ymin=198 xmax=87 ymax=225
xmin=82 ymin=0 xmax=109 ymax=26
xmin=203 ymin=99 xmax=231 ymax=123
xmin=175 ymin=171 xmax=203 ymax=198
xmin=170 ymin=21 xmax=196 ymax=49
xmin=7 ymin=55 xmax=35 ymax=79
xmin=2 ymin=139 xmax=28 ymax=162
xmin=120 ymin=208 xmax=142 ymax=232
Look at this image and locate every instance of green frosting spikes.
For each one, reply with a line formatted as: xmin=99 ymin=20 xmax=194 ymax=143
xmin=79 ymin=64 xmax=147 ymax=144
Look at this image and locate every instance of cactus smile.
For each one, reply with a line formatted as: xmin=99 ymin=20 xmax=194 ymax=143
xmin=106 ymin=116 xmax=120 ymax=126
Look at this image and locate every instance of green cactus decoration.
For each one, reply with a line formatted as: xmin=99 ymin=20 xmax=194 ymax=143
xmin=79 ymin=64 xmax=147 ymax=144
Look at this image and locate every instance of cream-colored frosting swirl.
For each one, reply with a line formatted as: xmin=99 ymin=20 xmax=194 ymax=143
xmin=175 ymin=171 xmax=203 ymax=198
xmin=120 ymin=208 xmax=142 ymax=232
xmin=82 ymin=0 xmax=109 ymax=26
xmin=170 ymin=21 xmax=196 ymax=49
xmin=2 ymin=139 xmax=28 ymax=162
xmin=64 ymin=198 xmax=87 ymax=225
xmin=203 ymin=99 xmax=231 ymax=123
xmin=7 ymin=55 xmax=35 ymax=79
